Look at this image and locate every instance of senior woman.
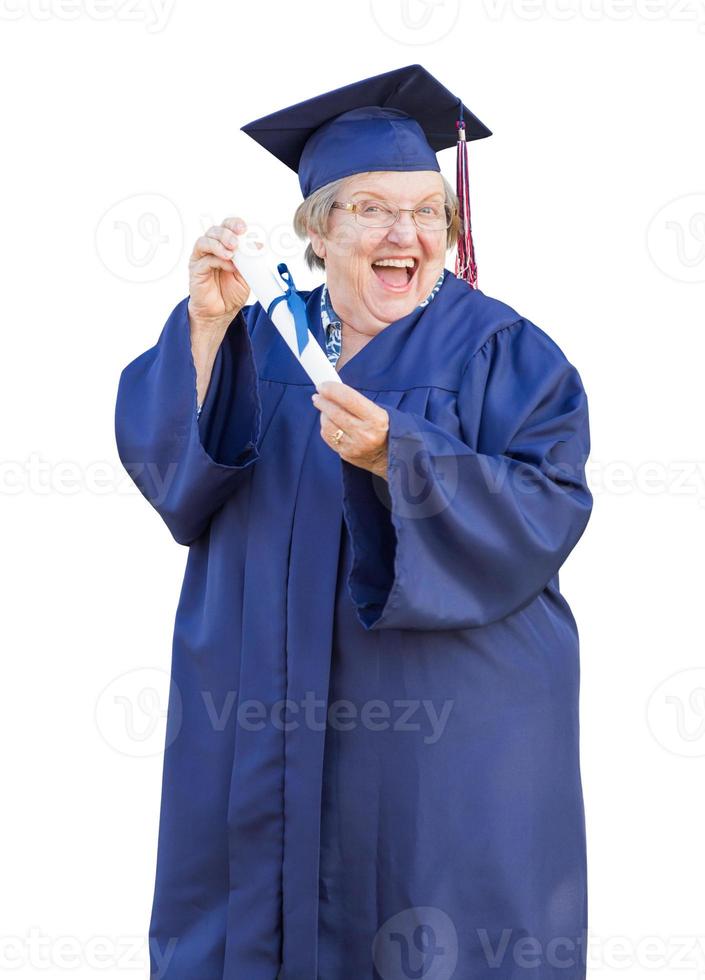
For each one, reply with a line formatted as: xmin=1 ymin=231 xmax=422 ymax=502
xmin=115 ymin=66 xmax=593 ymax=980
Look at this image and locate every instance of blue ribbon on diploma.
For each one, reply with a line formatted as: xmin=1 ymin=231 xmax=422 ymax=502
xmin=266 ymin=263 xmax=310 ymax=356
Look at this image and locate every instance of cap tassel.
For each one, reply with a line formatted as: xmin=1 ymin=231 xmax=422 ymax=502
xmin=455 ymin=111 xmax=478 ymax=289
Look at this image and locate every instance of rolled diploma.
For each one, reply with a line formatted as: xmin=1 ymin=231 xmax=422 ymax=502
xmin=232 ymin=243 xmax=341 ymax=387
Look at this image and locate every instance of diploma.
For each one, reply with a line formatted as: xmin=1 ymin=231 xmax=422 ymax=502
xmin=232 ymin=238 xmax=341 ymax=387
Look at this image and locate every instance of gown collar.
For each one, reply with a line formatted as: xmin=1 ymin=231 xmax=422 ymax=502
xmin=320 ymin=266 xmax=447 ymax=362
xmin=256 ymin=267 xmax=472 ymax=390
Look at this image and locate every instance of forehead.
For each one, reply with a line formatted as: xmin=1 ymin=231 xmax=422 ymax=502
xmin=340 ymin=170 xmax=444 ymax=201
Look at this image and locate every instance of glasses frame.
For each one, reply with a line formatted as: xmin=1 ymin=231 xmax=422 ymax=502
xmin=331 ymin=199 xmax=454 ymax=231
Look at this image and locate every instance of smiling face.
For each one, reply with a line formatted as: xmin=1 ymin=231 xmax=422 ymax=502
xmin=308 ymin=170 xmax=449 ymax=335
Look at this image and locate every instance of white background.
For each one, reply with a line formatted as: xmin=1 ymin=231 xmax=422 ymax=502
xmin=2 ymin=0 xmax=704 ymax=976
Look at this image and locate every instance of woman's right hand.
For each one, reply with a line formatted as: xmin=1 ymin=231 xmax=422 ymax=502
xmin=187 ymin=217 xmax=251 ymax=330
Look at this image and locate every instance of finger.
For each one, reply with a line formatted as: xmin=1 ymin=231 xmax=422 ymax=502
xmin=203 ymin=226 xmax=242 ymax=253
xmin=318 ymin=414 xmax=349 ymax=452
xmin=222 ymin=217 xmax=247 ymax=234
xmin=201 ymin=226 xmax=235 ymax=250
xmin=316 ymin=381 xmax=383 ymax=421
xmin=190 ymin=254 xmax=240 ymax=276
xmin=312 ymin=394 xmax=360 ymax=434
xmin=191 ymin=235 xmax=230 ymax=260
xmin=191 ymin=234 xmax=238 ymax=261
xmin=320 ymin=415 xmax=375 ymax=457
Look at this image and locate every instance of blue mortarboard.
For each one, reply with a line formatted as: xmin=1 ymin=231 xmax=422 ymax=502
xmin=240 ymin=64 xmax=492 ymax=288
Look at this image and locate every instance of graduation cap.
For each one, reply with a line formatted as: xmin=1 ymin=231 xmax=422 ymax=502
xmin=240 ymin=64 xmax=492 ymax=289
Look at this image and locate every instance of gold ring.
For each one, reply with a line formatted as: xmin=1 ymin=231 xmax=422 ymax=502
xmin=332 ymin=428 xmax=345 ymax=446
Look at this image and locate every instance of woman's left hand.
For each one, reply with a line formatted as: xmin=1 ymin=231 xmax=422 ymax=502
xmin=312 ymin=381 xmax=389 ymax=481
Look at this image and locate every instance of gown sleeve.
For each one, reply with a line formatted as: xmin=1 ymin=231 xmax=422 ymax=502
xmin=340 ymin=317 xmax=593 ymax=631
xmin=114 ymin=297 xmax=261 ymax=546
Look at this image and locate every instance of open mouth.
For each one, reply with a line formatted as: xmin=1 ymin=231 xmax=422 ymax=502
xmin=371 ymin=257 xmax=418 ymax=292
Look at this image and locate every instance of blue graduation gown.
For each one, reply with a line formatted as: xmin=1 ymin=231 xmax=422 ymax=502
xmin=114 ymin=269 xmax=592 ymax=980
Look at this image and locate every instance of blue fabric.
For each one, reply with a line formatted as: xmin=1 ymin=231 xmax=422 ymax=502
xmin=298 ymin=107 xmax=439 ymax=197
xmin=195 ymin=267 xmax=446 ymax=415
xmin=239 ymin=65 xmax=492 ymax=196
xmin=115 ymin=270 xmax=592 ymax=979
xmin=266 ymin=263 xmax=310 ymax=356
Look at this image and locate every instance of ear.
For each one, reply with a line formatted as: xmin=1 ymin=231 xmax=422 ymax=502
xmin=308 ymin=227 xmax=326 ymax=261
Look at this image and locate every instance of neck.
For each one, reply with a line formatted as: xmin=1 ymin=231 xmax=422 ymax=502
xmin=338 ymin=319 xmax=379 ymax=363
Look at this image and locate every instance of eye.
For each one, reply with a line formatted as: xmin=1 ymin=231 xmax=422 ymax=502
xmin=360 ymin=201 xmax=386 ymax=214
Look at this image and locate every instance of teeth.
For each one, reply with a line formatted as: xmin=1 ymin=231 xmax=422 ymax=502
xmin=372 ymin=258 xmax=415 ymax=268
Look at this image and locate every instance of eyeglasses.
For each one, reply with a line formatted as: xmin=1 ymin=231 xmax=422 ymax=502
xmin=331 ymin=199 xmax=454 ymax=231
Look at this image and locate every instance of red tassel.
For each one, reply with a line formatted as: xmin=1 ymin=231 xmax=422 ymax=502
xmin=455 ymin=116 xmax=478 ymax=289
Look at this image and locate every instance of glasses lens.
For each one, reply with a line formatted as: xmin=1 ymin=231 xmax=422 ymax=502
xmin=414 ymin=203 xmax=452 ymax=230
xmin=355 ymin=200 xmax=397 ymax=227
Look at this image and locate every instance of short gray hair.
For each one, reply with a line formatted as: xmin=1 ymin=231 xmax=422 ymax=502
xmin=293 ymin=172 xmax=460 ymax=272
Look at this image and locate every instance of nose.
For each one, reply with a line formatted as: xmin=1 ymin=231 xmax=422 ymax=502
xmin=385 ymin=210 xmax=418 ymax=246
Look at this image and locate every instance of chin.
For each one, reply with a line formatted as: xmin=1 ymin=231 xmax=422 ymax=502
xmin=378 ymin=294 xmax=418 ymax=316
